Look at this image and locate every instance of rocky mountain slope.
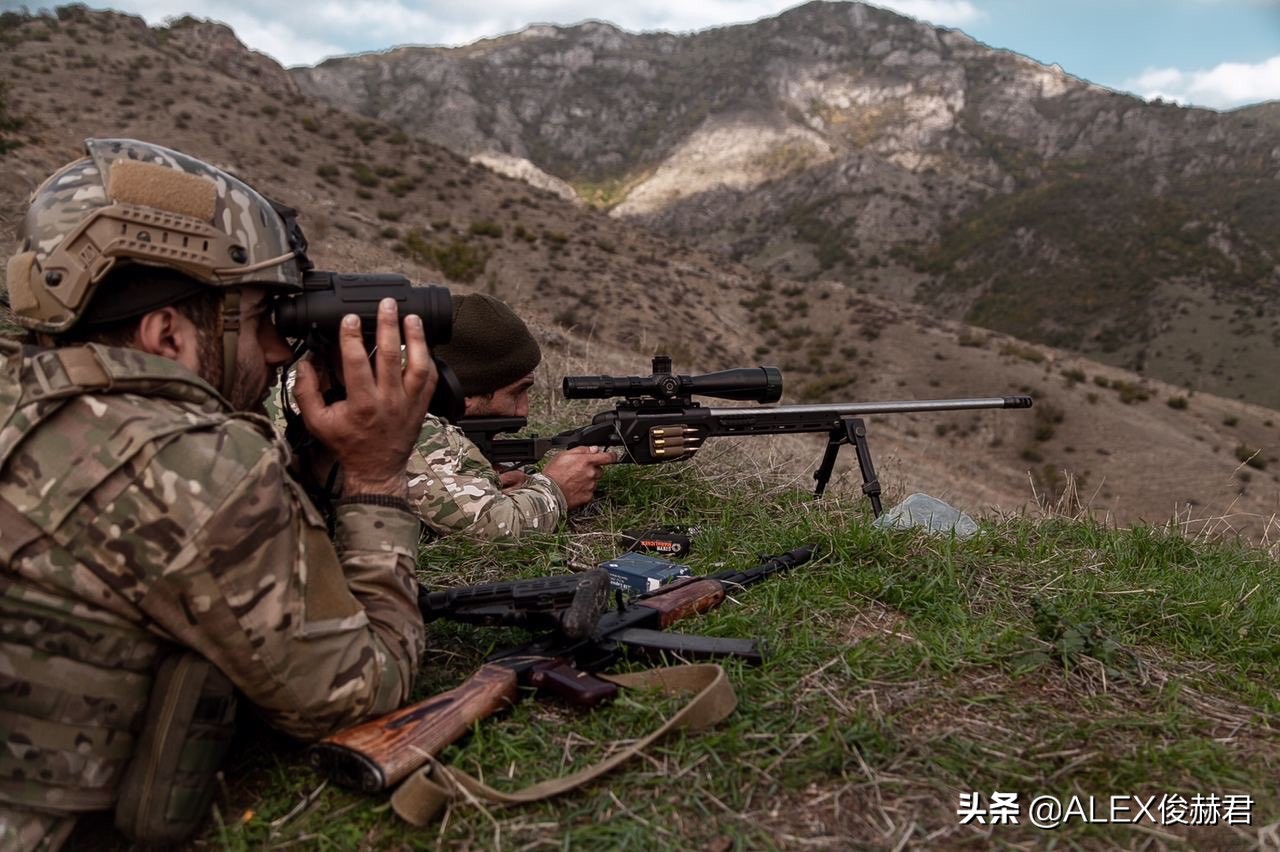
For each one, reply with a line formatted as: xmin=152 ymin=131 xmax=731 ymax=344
xmin=293 ymin=0 xmax=1280 ymax=409
xmin=2 ymin=6 xmax=1279 ymax=537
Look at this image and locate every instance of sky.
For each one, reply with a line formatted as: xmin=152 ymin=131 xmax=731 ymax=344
xmin=6 ymin=0 xmax=1279 ymax=109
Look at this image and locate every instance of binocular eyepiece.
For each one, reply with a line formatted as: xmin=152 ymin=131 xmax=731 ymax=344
xmin=564 ymin=356 xmax=783 ymax=403
xmin=273 ymin=271 xmax=453 ymax=344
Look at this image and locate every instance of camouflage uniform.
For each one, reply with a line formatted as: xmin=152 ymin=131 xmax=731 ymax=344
xmin=0 ymin=138 xmax=425 ymax=848
xmin=409 ymin=415 xmax=566 ymax=539
xmin=0 ymin=340 xmax=425 ymax=848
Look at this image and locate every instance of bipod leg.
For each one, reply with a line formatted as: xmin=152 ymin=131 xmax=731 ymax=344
xmin=844 ymin=417 xmax=883 ymax=517
xmin=813 ymin=429 xmax=845 ymax=498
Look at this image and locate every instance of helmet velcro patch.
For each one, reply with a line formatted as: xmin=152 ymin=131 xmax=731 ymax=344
xmin=5 ymin=252 xmax=38 ymax=313
xmin=107 ymin=160 xmax=217 ymax=222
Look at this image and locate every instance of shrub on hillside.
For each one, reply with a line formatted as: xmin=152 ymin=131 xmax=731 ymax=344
xmin=1235 ymin=444 xmax=1266 ymax=470
xmin=350 ymin=162 xmax=379 ymax=188
xmin=0 ymin=81 xmax=25 ymax=154
xmin=400 ymin=228 xmax=489 ymax=283
xmin=469 ymin=219 xmax=503 ymax=238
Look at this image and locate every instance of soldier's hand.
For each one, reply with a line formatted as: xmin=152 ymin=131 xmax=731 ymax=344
xmin=543 ymin=446 xmax=616 ymax=510
xmin=293 ymin=298 xmax=437 ymax=498
xmin=498 ymin=469 xmax=529 ymax=490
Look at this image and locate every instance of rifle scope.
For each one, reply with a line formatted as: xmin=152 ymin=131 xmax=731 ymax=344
xmin=564 ymin=356 xmax=783 ymax=403
xmin=273 ymin=271 xmax=453 ymax=344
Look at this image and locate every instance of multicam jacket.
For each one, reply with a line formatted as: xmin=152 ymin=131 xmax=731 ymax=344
xmin=0 ymin=341 xmax=425 ymax=847
xmin=409 ymin=415 xmax=566 ymax=539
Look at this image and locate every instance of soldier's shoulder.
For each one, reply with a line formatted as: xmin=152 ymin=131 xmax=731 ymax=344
xmin=78 ymin=394 xmax=283 ymax=495
xmin=154 ymin=410 xmax=283 ymax=478
xmin=1 ymin=390 xmax=283 ymax=534
xmin=418 ymin=414 xmax=470 ymax=448
xmin=417 ymin=414 xmax=446 ymax=440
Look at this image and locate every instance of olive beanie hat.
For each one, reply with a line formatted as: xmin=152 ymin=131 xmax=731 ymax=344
xmin=434 ymin=293 xmax=542 ymax=396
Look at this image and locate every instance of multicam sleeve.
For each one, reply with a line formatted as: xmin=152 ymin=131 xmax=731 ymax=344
xmin=409 ymin=415 xmax=567 ymax=539
xmin=129 ymin=421 xmax=425 ymax=740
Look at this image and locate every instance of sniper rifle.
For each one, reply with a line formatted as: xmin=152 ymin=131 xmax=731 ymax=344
xmin=463 ymin=356 xmax=1033 ymax=515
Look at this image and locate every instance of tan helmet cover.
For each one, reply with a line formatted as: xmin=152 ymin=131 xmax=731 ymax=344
xmin=5 ymin=138 xmax=303 ymax=333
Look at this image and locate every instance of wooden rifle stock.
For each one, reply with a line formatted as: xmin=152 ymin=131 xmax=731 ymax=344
xmin=309 ymin=662 xmax=519 ymax=792
xmin=633 ymin=579 xmax=728 ymax=628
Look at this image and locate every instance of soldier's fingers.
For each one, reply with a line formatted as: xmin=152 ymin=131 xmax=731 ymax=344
xmin=292 ymin=356 xmax=326 ymax=427
xmin=374 ymin=298 xmax=404 ymax=396
xmin=401 ymin=313 xmax=434 ymax=406
xmin=337 ymin=313 xmax=375 ymax=405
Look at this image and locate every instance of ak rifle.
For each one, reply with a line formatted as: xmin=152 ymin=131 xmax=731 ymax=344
xmin=463 ymin=356 xmax=1033 ymax=515
xmin=308 ymin=546 xmax=815 ymax=792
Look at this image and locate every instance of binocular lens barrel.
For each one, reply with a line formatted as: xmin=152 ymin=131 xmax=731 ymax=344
xmin=273 ymin=272 xmax=453 ymax=343
xmin=564 ymin=366 xmax=783 ymax=403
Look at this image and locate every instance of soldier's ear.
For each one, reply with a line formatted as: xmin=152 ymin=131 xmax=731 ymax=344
xmin=136 ymin=307 xmax=202 ymax=376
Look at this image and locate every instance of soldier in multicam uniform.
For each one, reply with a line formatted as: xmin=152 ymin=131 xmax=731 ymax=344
xmin=0 ymin=139 xmax=434 ymax=849
xmin=409 ymin=294 xmax=616 ymax=539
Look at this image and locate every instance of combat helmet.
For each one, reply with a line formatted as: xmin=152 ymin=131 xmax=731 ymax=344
xmin=5 ymin=138 xmax=307 ymax=396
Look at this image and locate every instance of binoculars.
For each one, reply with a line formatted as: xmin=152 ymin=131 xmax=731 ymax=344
xmin=273 ymin=271 xmax=453 ymax=344
xmin=271 ymin=271 xmax=461 ymax=420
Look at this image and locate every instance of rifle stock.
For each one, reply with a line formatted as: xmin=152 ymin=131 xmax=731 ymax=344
xmin=309 ymin=662 xmax=520 ymax=792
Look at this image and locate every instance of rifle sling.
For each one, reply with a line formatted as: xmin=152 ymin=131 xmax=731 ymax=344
xmin=389 ymin=662 xmax=735 ymax=826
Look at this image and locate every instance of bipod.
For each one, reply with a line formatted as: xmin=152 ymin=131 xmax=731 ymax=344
xmin=813 ymin=416 xmax=883 ymax=516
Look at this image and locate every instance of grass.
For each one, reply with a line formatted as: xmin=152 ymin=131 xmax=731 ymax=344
xmin=65 ymin=444 xmax=1274 ymax=849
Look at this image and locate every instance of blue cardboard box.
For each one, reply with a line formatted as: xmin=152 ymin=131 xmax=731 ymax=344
xmin=598 ymin=552 xmax=691 ymax=594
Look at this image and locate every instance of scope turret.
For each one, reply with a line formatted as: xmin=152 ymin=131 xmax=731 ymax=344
xmin=563 ymin=357 xmax=783 ymax=403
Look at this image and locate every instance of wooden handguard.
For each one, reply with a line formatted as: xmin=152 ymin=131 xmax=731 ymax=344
xmin=308 ymin=662 xmax=519 ymax=792
xmin=634 ymin=579 xmax=727 ymax=628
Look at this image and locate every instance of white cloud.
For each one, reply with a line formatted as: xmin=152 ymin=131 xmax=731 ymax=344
xmin=206 ymin=12 xmax=349 ymax=67
xmin=1126 ymin=55 xmax=1280 ymax=109
xmin=38 ymin=1 xmax=986 ymax=66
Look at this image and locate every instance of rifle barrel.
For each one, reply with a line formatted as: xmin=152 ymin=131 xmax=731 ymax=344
xmin=707 ymin=396 xmax=1031 ymax=418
